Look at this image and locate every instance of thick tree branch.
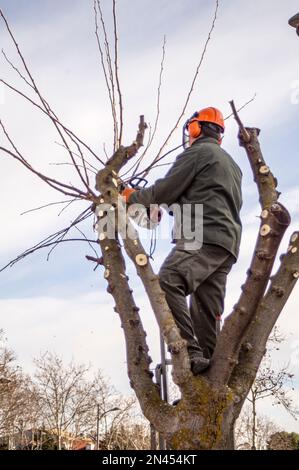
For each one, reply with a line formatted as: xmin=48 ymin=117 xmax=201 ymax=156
xmin=95 ymin=117 xmax=179 ymax=429
xmin=0 ymin=78 xmax=104 ymax=165
xmin=0 ymin=142 xmax=86 ymax=199
xmin=0 ymin=209 xmax=93 ymax=271
xmin=207 ymin=105 xmax=291 ymax=386
xmin=131 ymin=36 xmax=167 ymax=177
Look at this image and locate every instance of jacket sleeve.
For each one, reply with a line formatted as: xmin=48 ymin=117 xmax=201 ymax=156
xmin=129 ymin=150 xmax=198 ymax=208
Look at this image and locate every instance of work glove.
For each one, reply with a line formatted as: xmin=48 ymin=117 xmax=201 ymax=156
xmin=121 ymin=187 xmax=136 ymax=203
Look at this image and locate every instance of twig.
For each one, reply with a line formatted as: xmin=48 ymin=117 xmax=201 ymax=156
xmin=143 ymin=0 xmax=219 ymax=177
xmin=57 ymin=199 xmax=77 ymax=216
xmin=225 ymin=93 xmax=256 ymax=120
xmin=0 ymin=10 xmax=100 ymax=191
xmin=85 ymin=254 xmax=104 ymax=271
xmin=46 ymin=209 xmax=92 ymax=260
xmin=131 ymin=36 xmax=166 ymax=177
xmin=74 ymin=225 xmax=99 ymax=258
xmin=134 ymin=143 xmax=183 ymax=180
xmin=54 ymin=141 xmax=99 ymax=173
xmin=1 ymin=49 xmax=32 ymax=88
xmin=103 ymin=143 xmax=109 ymax=160
xmin=0 ymin=239 xmax=97 ymax=273
xmin=20 ymin=199 xmax=77 ymax=216
xmin=50 ymin=162 xmax=97 ymax=175
xmin=0 ymin=121 xmax=87 ymax=198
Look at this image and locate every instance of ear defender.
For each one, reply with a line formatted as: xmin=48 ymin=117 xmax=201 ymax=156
xmin=188 ymin=119 xmax=202 ymax=139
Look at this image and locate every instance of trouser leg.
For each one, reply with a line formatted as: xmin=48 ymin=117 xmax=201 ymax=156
xmin=159 ymin=245 xmax=234 ymax=360
xmin=159 ymin=268 xmax=203 ymax=358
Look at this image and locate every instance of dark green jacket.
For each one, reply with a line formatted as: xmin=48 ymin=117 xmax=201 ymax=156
xmin=129 ymin=137 xmax=242 ymax=259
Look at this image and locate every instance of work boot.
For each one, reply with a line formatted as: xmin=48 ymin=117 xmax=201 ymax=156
xmin=190 ymin=357 xmax=210 ymax=375
xmin=172 ymin=398 xmax=181 ymax=406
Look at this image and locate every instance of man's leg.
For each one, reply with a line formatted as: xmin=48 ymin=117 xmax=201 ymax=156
xmin=159 ymin=244 xmax=233 ymax=362
xmin=190 ymin=254 xmax=235 ymax=359
xmin=159 ymin=248 xmax=203 ymax=359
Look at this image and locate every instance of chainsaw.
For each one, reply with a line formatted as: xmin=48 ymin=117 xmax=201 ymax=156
xmin=124 ymin=177 xmax=162 ymax=230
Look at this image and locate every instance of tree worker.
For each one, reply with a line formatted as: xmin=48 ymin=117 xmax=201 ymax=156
xmin=122 ymin=107 xmax=242 ymax=375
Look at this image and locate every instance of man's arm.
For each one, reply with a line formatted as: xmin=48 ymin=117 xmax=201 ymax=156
xmin=128 ymin=149 xmax=204 ymax=207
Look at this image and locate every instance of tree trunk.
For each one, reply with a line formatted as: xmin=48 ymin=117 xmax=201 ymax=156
xmin=58 ymin=432 xmax=62 ymax=451
xmin=93 ymin=116 xmax=299 ymax=450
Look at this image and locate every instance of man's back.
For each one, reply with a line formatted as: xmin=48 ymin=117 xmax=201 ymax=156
xmin=175 ymin=137 xmax=243 ymax=259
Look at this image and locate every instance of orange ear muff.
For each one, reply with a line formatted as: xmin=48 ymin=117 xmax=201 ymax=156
xmin=188 ymin=119 xmax=202 ymax=139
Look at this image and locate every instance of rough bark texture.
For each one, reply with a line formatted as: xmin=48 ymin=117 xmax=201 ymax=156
xmin=94 ymin=115 xmax=298 ymax=450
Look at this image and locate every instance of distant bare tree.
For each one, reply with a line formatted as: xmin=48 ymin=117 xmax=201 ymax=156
xmin=245 ymin=329 xmax=298 ymax=450
xmin=0 ymin=331 xmax=41 ymax=449
xmin=34 ymin=353 xmax=108 ymax=450
xmin=268 ymin=431 xmax=299 ymax=450
xmin=33 ymin=352 xmax=135 ymax=450
xmin=235 ymin=405 xmax=281 ymax=450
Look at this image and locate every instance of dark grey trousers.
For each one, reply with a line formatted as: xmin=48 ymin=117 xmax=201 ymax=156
xmin=159 ymin=244 xmax=235 ymax=360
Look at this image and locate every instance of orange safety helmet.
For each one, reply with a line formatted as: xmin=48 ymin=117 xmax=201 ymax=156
xmin=187 ymin=107 xmax=225 ymax=139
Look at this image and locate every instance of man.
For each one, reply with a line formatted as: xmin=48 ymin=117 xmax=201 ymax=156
xmin=122 ymin=107 xmax=242 ymax=375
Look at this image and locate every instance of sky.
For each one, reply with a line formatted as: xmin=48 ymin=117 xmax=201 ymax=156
xmin=0 ymin=0 xmax=299 ymax=434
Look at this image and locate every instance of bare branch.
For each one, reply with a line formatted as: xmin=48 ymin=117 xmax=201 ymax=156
xmin=130 ymin=143 xmax=183 ymax=181
xmin=1 ymin=49 xmax=33 ymax=88
xmin=0 ymin=78 xmax=105 ymax=165
xmin=143 ymin=0 xmax=219 ymax=177
xmin=0 ymin=10 xmax=100 ymax=192
xmin=94 ymin=0 xmax=119 ymax=151
xmin=74 ymin=225 xmax=99 ymax=258
xmin=0 ymin=208 xmax=94 ymax=272
xmin=50 ymin=162 xmax=97 ymax=176
xmin=131 ymin=36 xmax=166 ymax=177
xmin=20 ymin=199 xmax=77 ymax=216
xmin=0 ymin=122 xmax=88 ymax=199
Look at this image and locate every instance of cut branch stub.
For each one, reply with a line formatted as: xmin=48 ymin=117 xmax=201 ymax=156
xmin=238 ymin=127 xmax=279 ymax=209
xmin=94 ymin=117 xmax=181 ymax=433
xmin=135 ymin=254 xmax=148 ymax=266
